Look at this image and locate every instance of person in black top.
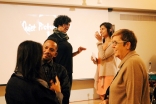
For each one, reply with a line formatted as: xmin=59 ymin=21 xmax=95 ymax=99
xmin=47 ymin=15 xmax=86 ymax=101
xmin=42 ymin=38 xmax=70 ymax=104
xmin=5 ymin=40 xmax=61 ymax=104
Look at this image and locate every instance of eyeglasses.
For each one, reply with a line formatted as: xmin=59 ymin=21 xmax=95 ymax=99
xmin=112 ymin=41 xmax=127 ymax=46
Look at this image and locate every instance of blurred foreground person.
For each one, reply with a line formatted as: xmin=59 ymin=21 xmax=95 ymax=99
xmin=5 ymin=40 xmax=61 ymax=104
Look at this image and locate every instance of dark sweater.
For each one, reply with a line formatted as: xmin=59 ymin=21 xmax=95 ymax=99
xmin=48 ymin=33 xmax=73 ymax=74
xmin=5 ymin=73 xmax=59 ymax=104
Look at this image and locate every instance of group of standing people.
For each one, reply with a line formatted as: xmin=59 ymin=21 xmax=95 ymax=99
xmin=5 ymin=15 xmax=86 ymax=104
xmin=91 ymin=22 xmax=150 ymax=104
xmin=5 ymin=14 xmax=150 ymax=104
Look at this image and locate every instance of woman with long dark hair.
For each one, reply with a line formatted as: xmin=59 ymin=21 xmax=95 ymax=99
xmin=91 ymin=22 xmax=118 ymax=103
xmin=5 ymin=40 xmax=61 ymax=104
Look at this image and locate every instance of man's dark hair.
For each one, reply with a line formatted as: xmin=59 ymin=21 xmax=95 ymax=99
xmin=44 ymin=37 xmax=58 ymax=45
xmin=53 ymin=15 xmax=71 ymax=27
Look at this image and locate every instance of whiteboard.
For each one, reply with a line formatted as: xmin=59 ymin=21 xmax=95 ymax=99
xmin=0 ymin=3 xmax=108 ymax=84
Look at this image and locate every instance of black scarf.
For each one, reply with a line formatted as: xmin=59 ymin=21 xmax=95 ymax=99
xmin=53 ymin=28 xmax=69 ymax=40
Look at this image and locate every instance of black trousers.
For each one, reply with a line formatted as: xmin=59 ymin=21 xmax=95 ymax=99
xmin=68 ymin=73 xmax=73 ymax=96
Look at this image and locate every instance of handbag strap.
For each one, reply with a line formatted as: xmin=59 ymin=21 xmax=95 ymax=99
xmin=104 ymin=70 xmax=120 ymax=100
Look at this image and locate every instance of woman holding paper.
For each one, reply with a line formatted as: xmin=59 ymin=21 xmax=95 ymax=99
xmin=91 ymin=22 xmax=118 ymax=103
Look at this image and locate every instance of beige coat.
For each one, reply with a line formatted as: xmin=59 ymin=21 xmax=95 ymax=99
xmin=94 ymin=42 xmax=118 ymax=89
xmin=109 ymin=51 xmax=150 ymax=104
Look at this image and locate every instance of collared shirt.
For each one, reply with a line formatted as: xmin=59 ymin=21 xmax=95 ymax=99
xmin=41 ymin=59 xmax=70 ymax=104
xmin=41 ymin=60 xmax=57 ymax=86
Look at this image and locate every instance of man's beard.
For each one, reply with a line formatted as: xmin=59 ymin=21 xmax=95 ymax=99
xmin=42 ymin=58 xmax=52 ymax=63
xmin=42 ymin=58 xmax=49 ymax=63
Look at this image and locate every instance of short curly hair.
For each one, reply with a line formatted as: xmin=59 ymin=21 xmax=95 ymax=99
xmin=53 ymin=15 xmax=72 ymax=27
xmin=112 ymin=29 xmax=137 ymax=51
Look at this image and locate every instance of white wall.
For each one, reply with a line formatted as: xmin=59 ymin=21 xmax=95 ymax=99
xmin=0 ymin=0 xmax=156 ymax=10
xmin=108 ymin=11 xmax=156 ymax=70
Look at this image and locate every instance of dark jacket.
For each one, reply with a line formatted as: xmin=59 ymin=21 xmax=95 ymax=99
xmin=42 ymin=61 xmax=70 ymax=104
xmin=5 ymin=73 xmax=59 ymax=104
xmin=48 ymin=33 xmax=73 ymax=74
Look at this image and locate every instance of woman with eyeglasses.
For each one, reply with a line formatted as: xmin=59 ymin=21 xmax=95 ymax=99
xmin=107 ymin=29 xmax=150 ymax=104
xmin=91 ymin=22 xmax=118 ymax=104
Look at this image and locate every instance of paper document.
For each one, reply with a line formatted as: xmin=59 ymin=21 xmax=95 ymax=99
xmin=92 ymin=52 xmax=96 ymax=61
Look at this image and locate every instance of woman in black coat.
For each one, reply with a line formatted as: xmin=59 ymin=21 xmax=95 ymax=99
xmin=5 ymin=40 xmax=61 ymax=104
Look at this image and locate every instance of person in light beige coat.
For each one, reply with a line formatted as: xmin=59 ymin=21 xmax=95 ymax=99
xmin=91 ymin=22 xmax=118 ymax=103
xmin=108 ymin=29 xmax=150 ymax=104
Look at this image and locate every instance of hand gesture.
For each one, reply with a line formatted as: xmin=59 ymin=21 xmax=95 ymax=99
xmin=49 ymin=76 xmax=61 ymax=92
xmin=95 ymin=31 xmax=102 ymax=42
xmin=77 ymin=46 xmax=86 ymax=53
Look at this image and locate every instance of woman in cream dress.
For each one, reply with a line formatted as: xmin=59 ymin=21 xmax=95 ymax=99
xmin=91 ymin=22 xmax=118 ymax=103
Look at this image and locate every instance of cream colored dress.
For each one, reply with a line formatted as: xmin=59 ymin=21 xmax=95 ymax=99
xmin=94 ymin=42 xmax=118 ymax=95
